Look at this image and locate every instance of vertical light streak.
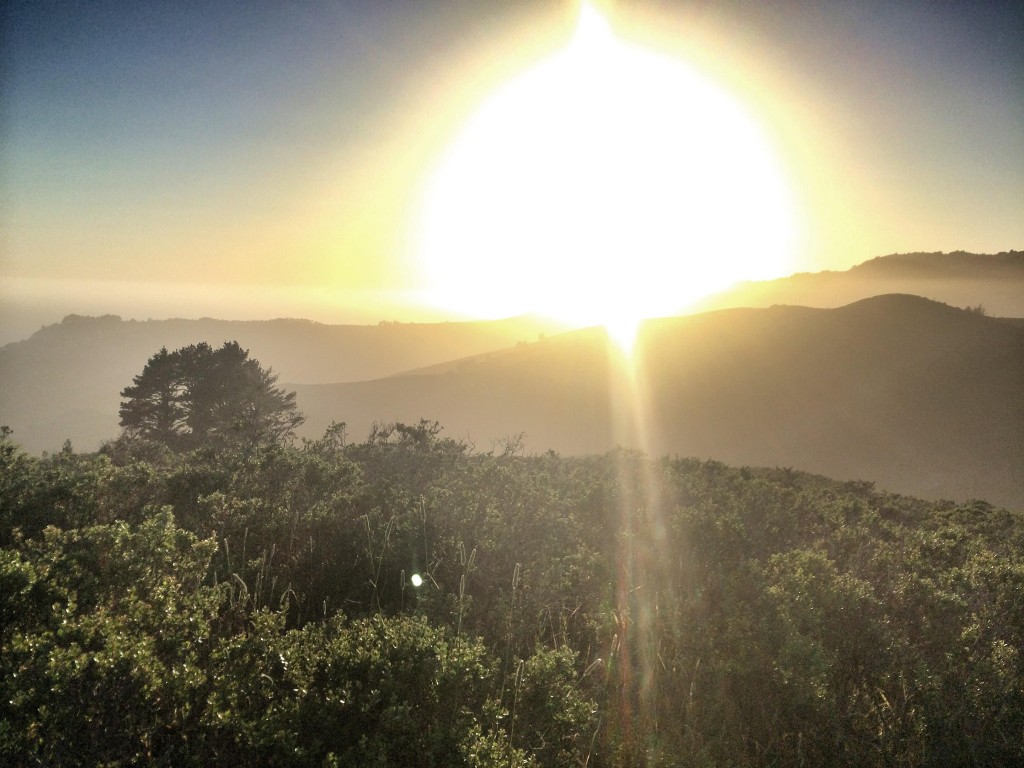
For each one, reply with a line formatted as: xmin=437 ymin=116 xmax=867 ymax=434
xmin=605 ymin=320 xmax=671 ymax=752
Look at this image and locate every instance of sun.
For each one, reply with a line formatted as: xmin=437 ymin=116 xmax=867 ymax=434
xmin=413 ymin=1 xmax=798 ymax=350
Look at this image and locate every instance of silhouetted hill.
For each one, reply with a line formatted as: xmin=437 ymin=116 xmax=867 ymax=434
xmin=295 ymin=295 xmax=1024 ymax=509
xmin=0 ymin=314 xmax=559 ymax=453
xmin=3 ymin=277 xmax=1022 ymax=509
xmin=703 ymin=250 xmax=1024 ymax=316
xmin=851 ymin=250 xmax=1024 ymax=277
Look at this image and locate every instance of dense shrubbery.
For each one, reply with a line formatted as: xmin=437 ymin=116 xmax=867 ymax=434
xmin=2 ymin=420 xmax=1023 ymax=766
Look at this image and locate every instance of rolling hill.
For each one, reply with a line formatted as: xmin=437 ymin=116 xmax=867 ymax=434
xmin=0 ymin=313 xmax=559 ymax=454
xmin=2 ymin=252 xmax=1021 ymax=509
xmin=700 ymin=250 xmax=1024 ymax=316
xmin=295 ymin=295 xmax=1024 ymax=509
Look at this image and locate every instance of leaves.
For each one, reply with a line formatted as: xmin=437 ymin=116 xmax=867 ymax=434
xmin=2 ymin=423 xmax=1023 ymax=765
xmin=118 ymin=342 xmax=304 ymax=451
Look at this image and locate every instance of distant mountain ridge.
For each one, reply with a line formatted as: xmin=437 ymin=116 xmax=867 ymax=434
xmin=703 ymin=250 xmax=1024 ymax=317
xmin=0 ymin=313 xmax=560 ymax=454
xmin=850 ymin=250 xmax=1024 ymax=277
xmin=1 ymin=313 xmax=560 ymax=383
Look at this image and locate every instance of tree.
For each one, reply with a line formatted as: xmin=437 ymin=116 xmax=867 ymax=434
xmin=119 ymin=342 xmax=304 ymax=450
xmin=117 ymin=347 xmax=181 ymax=444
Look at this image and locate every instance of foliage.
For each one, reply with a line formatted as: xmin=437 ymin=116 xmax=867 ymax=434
xmin=118 ymin=341 xmax=304 ymax=451
xmin=0 ymin=510 xmax=223 ymax=765
xmin=206 ymin=611 xmax=538 ymax=767
xmin=2 ymin=414 xmax=1023 ymax=766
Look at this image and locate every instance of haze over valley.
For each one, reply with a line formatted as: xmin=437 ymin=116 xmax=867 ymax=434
xmin=3 ymin=252 xmax=1022 ymax=510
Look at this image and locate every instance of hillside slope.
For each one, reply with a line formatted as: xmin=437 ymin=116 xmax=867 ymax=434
xmin=0 ymin=314 xmax=558 ymax=453
xmin=703 ymin=250 xmax=1024 ymax=316
xmin=296 ymin=295 xmax=1024 ymax=508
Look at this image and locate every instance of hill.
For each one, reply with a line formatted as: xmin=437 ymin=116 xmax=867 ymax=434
xmin=0 ymin=313 xmax=559 ymax=453
xmin=851 ymin=250 xmax=1024 ymax=277
xmin=702 ymin=250 xmax=1024 ymax=316
xmin=295 ymin=295 xmax=1024 ymax=509
xmin=2 ymin=251 xmax=1021 ymax=510
xmin=2 ymin=249 xmax=1018 ymax=457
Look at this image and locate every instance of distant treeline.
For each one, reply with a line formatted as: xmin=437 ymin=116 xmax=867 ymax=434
xmin=852 ymin=250 xmax=1024 ymax=276
xmin=3 ymin=413 xmax=1023 ymax=766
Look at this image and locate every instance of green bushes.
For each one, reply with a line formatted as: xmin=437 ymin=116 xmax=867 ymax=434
xmin=2 ymin=424 xmax=1023 ymax=766
xmin=205 ymin=612 xmax=537 ymax=767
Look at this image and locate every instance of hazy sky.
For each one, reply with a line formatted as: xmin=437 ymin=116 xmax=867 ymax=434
xmin=2 ymin=0 xmax=1022 ymax=340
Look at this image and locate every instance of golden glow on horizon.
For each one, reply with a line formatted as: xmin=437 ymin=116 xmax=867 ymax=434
xmin=414 ymin=1 xmax=799 ymax=350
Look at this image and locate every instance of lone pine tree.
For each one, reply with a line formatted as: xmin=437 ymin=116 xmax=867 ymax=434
xmin=119 ymin=341 xmax=304 ymax=450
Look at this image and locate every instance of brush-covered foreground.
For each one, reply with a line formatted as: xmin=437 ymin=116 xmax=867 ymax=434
xmin=2 ymin=422 xmax=1022 ymax=766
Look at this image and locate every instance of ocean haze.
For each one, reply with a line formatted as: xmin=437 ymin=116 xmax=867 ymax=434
xmin=3 ymin=250 xmax=1021 ymax=347
xmin=0 ymin=277 xmax=447 ymax=347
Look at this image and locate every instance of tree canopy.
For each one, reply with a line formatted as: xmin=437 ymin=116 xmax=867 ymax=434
xmin=118 ymin=341 xmax=303 ymax=449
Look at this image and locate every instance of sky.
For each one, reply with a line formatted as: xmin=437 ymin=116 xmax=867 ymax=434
xmin=2 ymin=0 xmax=1022 ymax=342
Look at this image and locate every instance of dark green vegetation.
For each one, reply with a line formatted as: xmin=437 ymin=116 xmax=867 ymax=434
xmin=3 ymin=404 xmax=1023 ymax=764
xmin=119 ymin=341 xmax=304 ymax=450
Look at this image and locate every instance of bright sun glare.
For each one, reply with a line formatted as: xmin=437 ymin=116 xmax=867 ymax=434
xmin=415 ymin=2 xmax=798 ymax=350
